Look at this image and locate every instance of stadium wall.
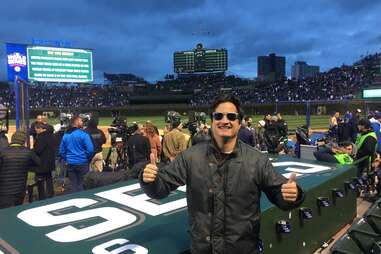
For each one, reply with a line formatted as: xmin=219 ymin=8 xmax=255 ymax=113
xmin=24 ymin=99 xmax=381 ymax=118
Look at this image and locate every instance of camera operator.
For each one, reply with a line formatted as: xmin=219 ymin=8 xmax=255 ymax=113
xmin=162 ymin=120 xmax=187 ymax=162
xmin=313 ymin=141 xmax=355 ymax=165
xmin=264 ymin=116 xmax=283 ymax=153
xmin=190 ymin=123 xmax=211 ymax=146
xmin=127 ymin=124 xmax=151 ymax=168
xmin=85 ymin=119 xmax=106 ymax=172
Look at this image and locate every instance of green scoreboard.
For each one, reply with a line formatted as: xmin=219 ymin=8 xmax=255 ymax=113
xmin=27 ymin=46 xmax=93 ymax=83
xmin=174 ymin=43 xmax=228 ymax=73
xmin=0 ymin=156 xmax=357 ymax=254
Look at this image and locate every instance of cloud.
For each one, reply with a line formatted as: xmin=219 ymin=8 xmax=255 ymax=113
xmin=0 ymin=0 xmax=381 ymax=81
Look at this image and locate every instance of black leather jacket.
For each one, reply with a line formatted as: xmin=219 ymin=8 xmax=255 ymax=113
xmin=140 ymin=139 xmax=304 ymax=254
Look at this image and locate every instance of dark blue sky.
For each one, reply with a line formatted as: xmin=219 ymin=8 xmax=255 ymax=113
xmin=1 ymin=0 xmax=380 ymax=82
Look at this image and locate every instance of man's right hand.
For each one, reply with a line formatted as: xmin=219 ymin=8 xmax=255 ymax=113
xmin=143 ymin=154 xmax=158 ymax=183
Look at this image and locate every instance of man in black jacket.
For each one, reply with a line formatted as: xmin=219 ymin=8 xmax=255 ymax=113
xmin=85 ymin=119 xmax=106 ymax=172
xmin=0 ymin=130 xmax=40 ymax=209
xmin=140 ymin=94 xmax=304 ymax=254
xmin=34 ymin=123 xmax=56 ymax=200
xmin=127 ymin=124 xmax=151 ymax=168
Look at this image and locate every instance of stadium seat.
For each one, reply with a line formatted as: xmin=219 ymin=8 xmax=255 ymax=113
xmin=330 ymin=233 xmax=363 ymax=254
xmin=347 ymin=218 xmax=380 ymax=253
xmin=364 ymin=201 xmax=381 ymax=234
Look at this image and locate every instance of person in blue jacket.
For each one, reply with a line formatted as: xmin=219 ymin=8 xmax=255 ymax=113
xmin=59 ymin=115 xmax=94 ymax=193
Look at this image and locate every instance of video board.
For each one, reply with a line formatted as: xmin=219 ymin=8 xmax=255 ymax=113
xmin=6 ymin=43 xmax=93 ymax=83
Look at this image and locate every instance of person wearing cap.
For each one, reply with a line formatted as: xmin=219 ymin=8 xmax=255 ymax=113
xmin=356 ymin=119 xmax=378 ymax=176
xmin=0 ymin=130 xmax=40 ymax=209
xmin=162 ymin=120 xmax=187 ymax=162
xmin=33 ymin=123 xmax=56 ymax=200
xmin=59 ymin=115 xmax=94 ymax=193
xmin=126 ymin=124 xmax=151 ymax=168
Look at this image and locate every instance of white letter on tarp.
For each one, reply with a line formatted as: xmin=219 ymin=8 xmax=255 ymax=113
xmin=17 ymin=198 xmax=137 ymax=242
xmin=92 ymin=238 xmax=148 ymax=254
xmin=95 ymin=183 xmax=187 ymax=216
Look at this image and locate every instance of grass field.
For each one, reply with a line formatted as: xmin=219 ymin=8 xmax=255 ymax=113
xmin=14 ymin=114 xmax=330 ymax=131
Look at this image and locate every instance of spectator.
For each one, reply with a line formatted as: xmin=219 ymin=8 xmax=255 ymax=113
xmin=85 ymin=119 xmax=106 ymax=172
xmin=127 ymin=124 xmax=151 ymax=168
xmin=0 ymin=130 xmax=40 ymax=209
xmin=238 ymin=118 xmax=255 ymax=146
xmin=30 ymin=115 xmax=44 ymax=143
xmin=59 ymin=116 xmax=94 ymax=193
xmin=144 ymin=122 xmax=162 ymax=163
xmin=33 ymin=123 xmax=56 ymax=200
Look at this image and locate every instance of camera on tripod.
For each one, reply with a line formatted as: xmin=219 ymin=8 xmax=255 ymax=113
xmin=184 ymin=111 xmax=207 ymax=135
xmin=108 ymin=112 xmax=138 ymax=145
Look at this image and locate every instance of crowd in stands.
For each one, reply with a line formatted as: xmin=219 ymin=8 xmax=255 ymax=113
xmin=0 ymin=53 xmax=378 ymax=109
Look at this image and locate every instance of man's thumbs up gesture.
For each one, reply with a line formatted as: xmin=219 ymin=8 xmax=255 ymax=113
xmin=281 ymin=173 xmax=299 ymax=202
xmin=143 ymin=153 xmax=158 ymax=183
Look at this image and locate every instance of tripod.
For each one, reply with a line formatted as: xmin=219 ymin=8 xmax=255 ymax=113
xmin=104 ymin=141 xmax=128 ymax=171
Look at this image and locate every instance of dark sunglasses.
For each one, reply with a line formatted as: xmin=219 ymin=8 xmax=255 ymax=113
xmin=212 ymin=112 xmax=240 ymax=121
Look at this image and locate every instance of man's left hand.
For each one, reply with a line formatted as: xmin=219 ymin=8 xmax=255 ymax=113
xmin=281 ymin=173 xmax=298 ymax=202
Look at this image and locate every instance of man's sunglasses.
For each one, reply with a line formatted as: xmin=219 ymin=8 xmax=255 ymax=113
xmin=212 ymin=112 xmax=240 ymax=121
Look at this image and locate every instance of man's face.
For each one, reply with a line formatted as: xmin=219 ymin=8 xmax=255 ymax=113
xmin=76 ymin=118 xmax=84 ymax=129
xmin=334 ymin=112 xmax=340 ymax=118
xmin=343 ymin=145 xmax=353 ymax=155
xmin=36 ymin=116 xmax=43 ymax=123
xmin=211 ymin=102 xmax=240 ymax=140
xmin=247 ymin=118 xmax=252 ymax=127
xmin=358 ymin=125 xmax=365 ymax=133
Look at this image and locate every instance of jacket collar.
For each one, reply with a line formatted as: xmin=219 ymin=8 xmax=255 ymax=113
xmin=208 ymin=133 xmax=241 ymax=160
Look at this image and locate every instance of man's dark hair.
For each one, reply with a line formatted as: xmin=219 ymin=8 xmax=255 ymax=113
xmin=244 ymin=116 xmax=251 ymax=122
xmin=34 ymin=123 xmax=47 ymax=130
xmin=339 ymin=141 xmax=353 ymax=147
xmin=70 ymin=115 xmax=81 ymax=126
xmin=211 ymin=94 xmax=244 ymax=122
xmin=87 ymin=118 xmax=98 ymax=129
xmin=358 ymin=118 xmax=371 ymax=129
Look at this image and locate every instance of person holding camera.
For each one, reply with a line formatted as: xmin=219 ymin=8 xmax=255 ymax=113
xmin=140 ymin=94 xmax=304 ymax=254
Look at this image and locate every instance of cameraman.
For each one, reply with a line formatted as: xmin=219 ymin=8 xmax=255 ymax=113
xmin=127 ymin=124 xmax=151 ymax=168
xmin=264 ymin=116 xmax=283 ymax=154
xmin=190 ymin=123 xmax=211 ymax=146
xmin=313 ymin=142 xmax=355 ymax=165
